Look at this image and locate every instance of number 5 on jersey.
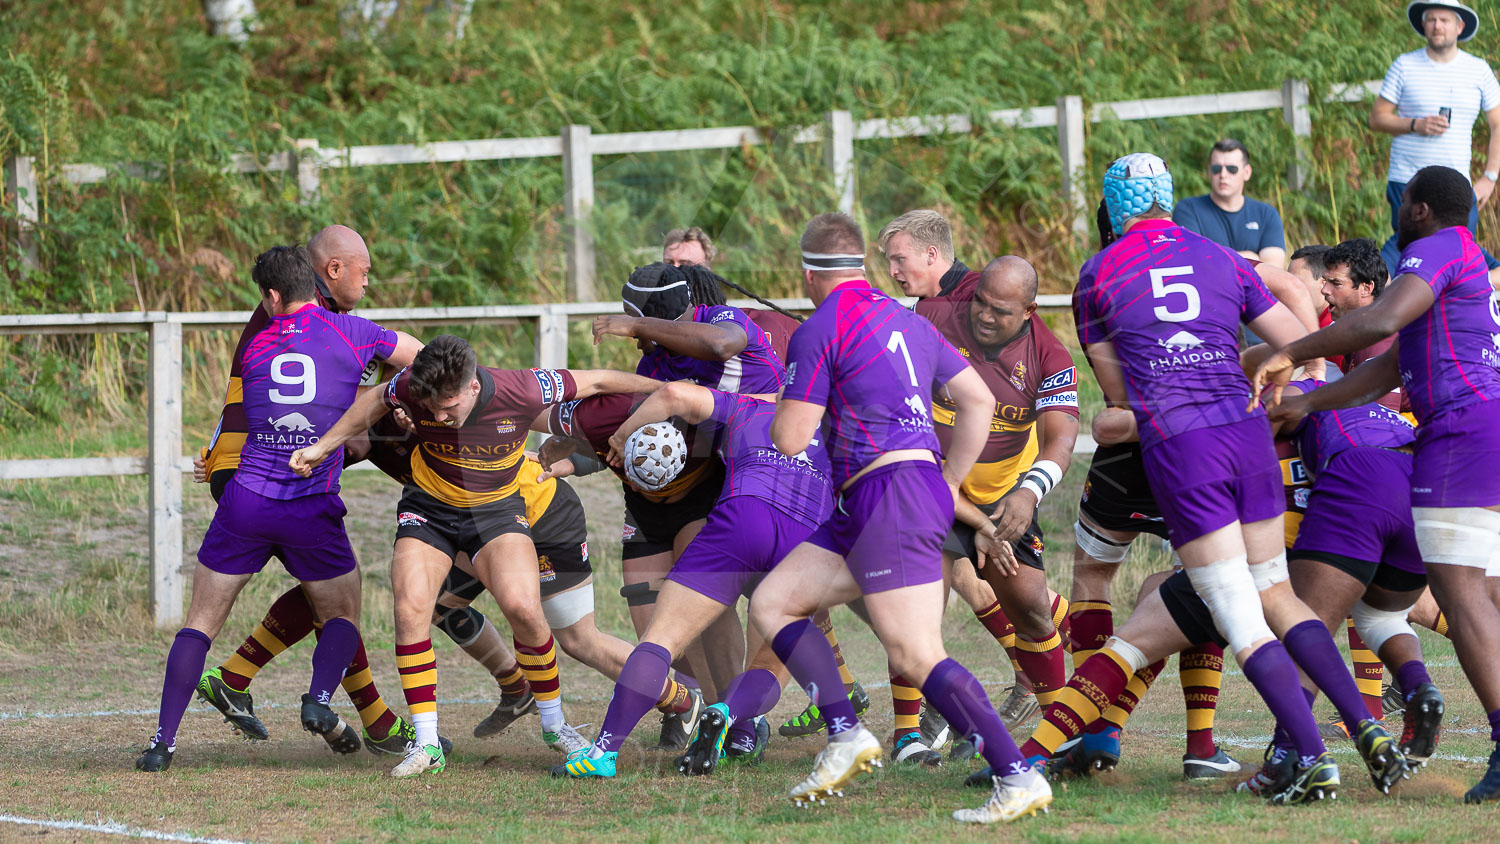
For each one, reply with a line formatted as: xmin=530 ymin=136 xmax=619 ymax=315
xmin=1150 ymin=267 xmax=1200 ymax=323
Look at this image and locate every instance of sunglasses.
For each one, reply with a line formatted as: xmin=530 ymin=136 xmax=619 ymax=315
xmin=1209 ymin=164 xmax=1241 ymax=175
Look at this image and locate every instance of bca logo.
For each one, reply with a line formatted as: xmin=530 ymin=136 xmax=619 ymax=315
xmin=1038 ymin=367 xmax=1076 ymax=392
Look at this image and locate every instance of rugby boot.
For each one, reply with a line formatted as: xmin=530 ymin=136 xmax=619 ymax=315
xmin=678 ymin=703 xmax=732 ymax=776
xmin=1353 ymin=719 xmax=1408 ymax=793
xmin=1182 ymin=746 xmax=1242 ymax=780
xmin=556 ymin=748 xmax=617 ymax=779
xmin=1398 ymin=682 xmax=1444 ymax=766
xmin=390 ymin=742 xmax=445 ymax=777
xmin=996 ymin=685 xmax=1040 ymax=733
xmin=953 ymin=768 xmax=1052 ymax=824
xmin=364 ymin=716 xmax=453 ymax=757
xmin=949 ymin=736 xmax=979 ymax=761
xmin=893 ymin=731 xmax=942 ymax=767
xmin=724 ymin=716 xmax=770 ymax=765
xmin=779 ymin=682 xmax=870 ymax=738
xmin=299 ymin=694 xmax=361 ymax=755
xmin=134 ymin=740 xmax=174 ymax=773
xmin=474 ymin=690 xmax=536 ymax=738
xmin=1463 ymin=743 xmax=1500 ymax=804
xmin=1382 ymin=679 xmax=1406 ymax=718
xmin=919 ymin=705 xmax=951 ymax=752
xmin=653 ymin=688 xmax=703 ymax=750
xmin=1316 ymin=715 xmax=1364 ymax=742
xmin=1236 ymin=744 xmax=1295 ymax=798
xmin=788 ymin=727 xmax=883 ymax=807
xmin=195 ymin=667 xmax=268 ymax=741
xmin=544 ymin=722 xmax=592 ymax=755
xmin=1270 ymin=753 xmax=1339 ymax=805
xmin=1080 ymin=726 xmax=1122 ymax=772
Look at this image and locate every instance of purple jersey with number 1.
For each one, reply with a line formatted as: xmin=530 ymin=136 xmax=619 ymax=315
xmin=1394 ymin=226 xmax=1500 ymax=423
xmin=637 ymin=304 xmax=786 ymax=393
xmin=1074 ymin=219 xmax=1278 ymax=448
xmin=707 ymin=390 xmax=833 ymax=526
xmin=782 ymin=279 xmax=970 ymax=487
xmin=236 ymin=304 xmax=397 ymax=499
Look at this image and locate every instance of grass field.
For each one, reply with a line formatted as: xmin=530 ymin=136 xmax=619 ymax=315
xmin=3 ymin=462 xmax=1499 ymax=843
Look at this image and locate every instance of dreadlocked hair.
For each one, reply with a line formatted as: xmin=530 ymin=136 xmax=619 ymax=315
xmin=679 ymin=264 xmax=728 ymax=307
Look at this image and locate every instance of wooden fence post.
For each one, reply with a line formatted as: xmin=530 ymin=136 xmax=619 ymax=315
xmin=825 ymin=110 xmax=856 ymax=215
xmin=535 ymin=305 xmax=569 ymax=370
xmin=4 ymin=155 xmax=40 ymax=270
xmin=1057 ymin=95 xmax=1088 ymax=238
xmin=1283 ymin=79 xmax=1312 ymax=191
xmin=294 ymin=138 xmax=321 ymax=205
xmin=562 ymin=125 xmax=596 ymax=301
xmin=149 ymin=317 xmax=184 ymax=627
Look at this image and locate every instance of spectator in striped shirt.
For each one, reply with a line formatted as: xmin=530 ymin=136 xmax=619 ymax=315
xmin=1369 ymin=0 xmax=1500 ymax=281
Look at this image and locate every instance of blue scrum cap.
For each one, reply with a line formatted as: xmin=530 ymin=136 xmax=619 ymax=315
xmin=1102 ymin=153 xmax=1174 ymax=236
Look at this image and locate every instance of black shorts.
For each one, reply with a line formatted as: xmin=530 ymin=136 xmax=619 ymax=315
xmin=438 ymin=482 xmax=592 ymax=600
xmin=1158 ymin=569 xmax=1226 ymax=649
xmin=1291 ymin=550 xmax=1380 ymax=588
xmin=395 ymin=485 xmax=532 ymax=561
xmin=942 ymin=495 xmax=1045 ymax=571
xmin=1371 ymin=563 xmax=1427 ymax=594
xmin=1078 ymin=442 xmax=1168 ymax=539
xmin=621 ymin=460 xmax=726 ymax=561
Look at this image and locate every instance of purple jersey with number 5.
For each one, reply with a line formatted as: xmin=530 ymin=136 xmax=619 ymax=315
xmin=237 ymin=304 xmax=397 ymax=499
xmin=636 ymin=304 xmax=786 ymax=393
xmin=1394 ymin=226 xmax=1500 ymax=423
xmin=1074 ymin=219 xmax=1278 ymax=447
xmin=707 ymin=390 xmax=833 ymax=526
xmin=782 ymin=279 xmax=971 ymax=487
xmin=1285 ymin=379 xmax=1416 ymax=478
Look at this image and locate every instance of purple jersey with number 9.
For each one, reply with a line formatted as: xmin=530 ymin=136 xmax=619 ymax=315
xmin=1074 ymin=219 xmax=1278 ymax=447
xmin=782 ymin=279 xmax=970 ymax=487
xmin=237 ymin=304 xmax=397 ymax=499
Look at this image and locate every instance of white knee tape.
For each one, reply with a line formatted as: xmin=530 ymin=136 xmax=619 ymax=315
xmin=1074 ymin=520 xmax=1131 ymax=564
xmin=1413 ymin=506 xmax=1500 ymax=568
xmin=1103 ymin=635 xmax=1149 ymax=673
xmin=1248 ymin=551 xmax=1289 ymax=592
xmin=543 ymin=584 xmax=595 ymax=630
xmin=1351 ymin=599 xmax=1417 ymax=657
xmin=1185 ymin=556 xmax=1272 ymax=654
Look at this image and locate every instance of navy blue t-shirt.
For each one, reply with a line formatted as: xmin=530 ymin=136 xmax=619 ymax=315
xmin=1172 ymin=195 xmax=1285 ymax=255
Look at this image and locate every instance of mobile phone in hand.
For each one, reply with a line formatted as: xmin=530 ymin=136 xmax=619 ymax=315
xmin=1440 ymin=107 xmax=1453 ymax=122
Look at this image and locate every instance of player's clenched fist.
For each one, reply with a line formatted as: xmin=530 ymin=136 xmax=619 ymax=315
xmin=592 ymin=314 xmax=639 ymax=345
xmin=288 ymin=443 xmax=332 ymax=478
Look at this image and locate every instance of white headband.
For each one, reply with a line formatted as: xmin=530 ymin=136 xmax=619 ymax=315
xmin=621 ymin=278 xmax=690 ymax=316
xmin=801 ymin=251 xmax=865 ymax=272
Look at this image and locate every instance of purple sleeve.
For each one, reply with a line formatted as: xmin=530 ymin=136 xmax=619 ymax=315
xmin=929 ymin=330 xmax=971 ymax=392
xmin=782 ymin=309 xmax=834 ymax=407
xmin=1396 ymin=240 xmax=1457 ymax=296
xmin=708 ymin=388 xmax=738 ymax=425
xmin=1238 ymin=258 xmax=1278 ymax=323
xmin=698 ymin=304 xmax=751 ymax=331
xmin=1073 ymin=259 xmax=1106 ymax=344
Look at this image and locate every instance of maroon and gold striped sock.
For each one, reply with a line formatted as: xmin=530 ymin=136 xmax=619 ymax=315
xmin=1021 ymin=647 xmax=1132 ymax=760
xmin=495 ymin=661 xmax=529 ymax=698
xmin=655 ymin=675 xmax=692 ymax=714
xmin=1346 ymin=618 xmax=1384 ymax=720
xmin=1099 ymin=659 xmax=1166 ymax=730
xmin=395 ymin=639 xmax=438 ymax=739
xmin=1067 ymin=600 xmax=1114 ymax=664
xmin=816 ymin=611 xmax=857 ymax=692
xmin=1015 ymin=631 xmax=1066 ymax=706
xmin=890 ymin=670 xmax=922 ymax=744
xmin=975 ymin=600 xmax=1030 ymax=691
xmin=220 ymin=586 xmax=318 ymax=690
xmin=1180 ymin=643 xmax=1224 ymax=758
xmin=340 ymin=636 xmax=397 ymax=736
xmin=515 ymin=635 xmax=563 ymax=728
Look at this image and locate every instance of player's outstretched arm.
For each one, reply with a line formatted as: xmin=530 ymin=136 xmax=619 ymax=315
xmin=1274 ymin=344 xmax=1402 ymax=427
xmin=288 ymin=384 xmax=391 ymax=477
xmin=592 ymin=315 xmax=748 ymax=361
xmin=568 ymin=368 xmax=666 ymax=399
xmin=384 ymin=331 xmax=424 ymax=368
xmin=1082 ymin=340 xmax=1129 ymax=407
xmin=771 ymin=399 xmax=825 ymax=458
xmin=940 ymin=366 xmax=995 ymax=490
xmin=606 ymin=381 xmax=715 ymax=465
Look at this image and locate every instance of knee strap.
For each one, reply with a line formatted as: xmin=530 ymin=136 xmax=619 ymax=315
xmin=1075 ymin=519 xmax=1131 ymax=564
xmin=1185 ymin=555 xmax=1272 ymax=654
xmin=620 ymin=581 xmax=659 ymax=607
xmin=1248 ymin=551 xmax=1289 ymax=592
xmin=1352 ymin=599 xmax=1417 ymax=657
xmin=1413 ymin=506 xmax=1500 ymax=568
xmin=435 ymin=606 xmax=485 ymax=648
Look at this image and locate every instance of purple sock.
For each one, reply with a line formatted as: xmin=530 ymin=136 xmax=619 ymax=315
xmin=675 ymin=671 xmax=699 ymax=690
xmin=1243 ymin=641 xmax=1326 ymax=761
xmin=1271 ymin=686 xmax=1318 ymax=753
xmin=155 ymin=628 xmax=212 ymax=748
xmin=771 ymin=619 xmax=859 ymax=736
xmin=1396 ymin=660 xmax=1432 ymax=698
xmin=308 ymin=618 xmax=359 ymax=703
xmin=1283 ymin=619 xmax=1370 ymax=729
xmin=596 ymin=642 xmax=672 ymax=753
xmin=1489 ymin=709 xmax=1500 ymax=743
xmin=722 ymin=668 xmax=781 ymax=722
xmin=921 ymin=658 xmax=1027 ymax=776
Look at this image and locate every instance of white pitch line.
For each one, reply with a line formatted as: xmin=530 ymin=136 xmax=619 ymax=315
xmin=0 ymin=814 xmax=258 ymax=844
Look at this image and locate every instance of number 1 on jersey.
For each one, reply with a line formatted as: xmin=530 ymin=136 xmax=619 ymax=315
xmin=887 ymin=331 xmax=919 ymax=387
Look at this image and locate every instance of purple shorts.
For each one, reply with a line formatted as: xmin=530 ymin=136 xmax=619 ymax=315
xmin=1292 ymin=448 xmax=1423 ymax=576
xmin=1142 ymin=417 xmax=1285 ymax=546
xmin=807 ymin=460 xmax=953 ymax=594
xmin=1412 ymin=400 xmax=1500 ymax=508
xmin=197 ymin=481 xmax=358 ymax=582
xmin=666 ymin=497 xmax=816 ymax=606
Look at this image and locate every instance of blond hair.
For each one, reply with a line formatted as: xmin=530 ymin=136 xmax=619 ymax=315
xmin=877 ymin=210 xmax=954 ymax=262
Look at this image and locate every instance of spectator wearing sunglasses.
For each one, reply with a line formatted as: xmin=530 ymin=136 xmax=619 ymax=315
xmin=1172 ymin=138 xmax=1287 ymax=268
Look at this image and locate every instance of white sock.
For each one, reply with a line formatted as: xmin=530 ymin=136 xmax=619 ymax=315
xmin=412 ymin=711 xmax=439 ymax=749
xmin=537 ymin=696 xmax=564 ymax=731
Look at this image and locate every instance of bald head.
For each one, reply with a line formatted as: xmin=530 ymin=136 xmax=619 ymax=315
xmin=968 ymin=256 xmax=1039 ymax=353
xmin=978 ymin=255 xmax=1039 ymax=303
xmin=307 ymin=224 xmax=371 ymax=310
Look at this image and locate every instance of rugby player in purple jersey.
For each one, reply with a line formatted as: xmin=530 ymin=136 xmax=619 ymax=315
xmin=136 ymin=245 xmax=421 ymax=772
xmin=554 ymin=381 xmax=833 ymax=779
xmin=1254 ymin=164 xmax=1500 ymax=803
xmin=741 ymin=213 xmax=1049 ymax=824
xmin=1075 ymin=153 xmax=1394 ymax=805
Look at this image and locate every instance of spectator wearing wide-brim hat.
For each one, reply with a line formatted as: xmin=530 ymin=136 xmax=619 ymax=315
xmin=1370 ymin=0 xmax=1500 ymax=282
